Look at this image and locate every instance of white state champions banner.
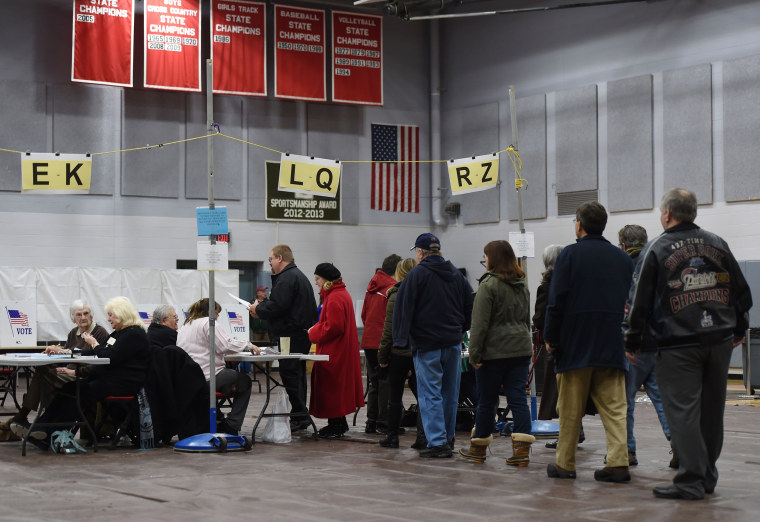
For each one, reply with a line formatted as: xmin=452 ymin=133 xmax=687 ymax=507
xmin=71 ymin=0 xmax=134 ymax=87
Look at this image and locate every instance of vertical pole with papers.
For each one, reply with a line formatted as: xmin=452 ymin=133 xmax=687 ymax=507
xmin=207 ymin=59 xmax=218 ymax=433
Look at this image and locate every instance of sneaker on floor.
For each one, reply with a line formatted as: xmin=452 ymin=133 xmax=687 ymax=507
xmin=628 ymin=451 xmax=638 ymax=466
xmin=545 ymin=439 xmax=558 ymax=449
xmin=11 ymin=420 xmax=46 ymax=441
xmin=318 ymin=425 xmax=345 ymax=439
xmin=594 ymin=466 xmax=631 ymax=483
xmin=290 ymin=418 xmax=312 ymax=432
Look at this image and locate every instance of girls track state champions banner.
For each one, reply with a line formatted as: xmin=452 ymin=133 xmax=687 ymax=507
xmin=274 ymin=5 xmax=326 ymax=101
xmin=71 ymin=0 xmax=134 ymax=87
xmin=331 ymin=11 xmax=383 ymax=106
xmin=144 ymin=0 xmax=201 ymax=92
xmin=212 ymin=0 xmax=266 ymax=96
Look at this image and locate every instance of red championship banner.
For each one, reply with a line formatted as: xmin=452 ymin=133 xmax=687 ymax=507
xmin=71 ymin=0 xmax=134 ymax=87
xmin=274 ymin=5 xmax=326 ymax=101
xmin=331 ymin=11 xmax=383 ymax=106
xmin=211 ymin=0 xmax=266 ymax=97
xmin=144 ymin=0 xmax=201 ymax=92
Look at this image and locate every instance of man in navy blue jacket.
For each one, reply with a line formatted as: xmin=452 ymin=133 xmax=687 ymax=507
xmin=393 ymin=233 xmax=473 ymax=458
xmin=544 ymin=201 xmax=634 ymax=482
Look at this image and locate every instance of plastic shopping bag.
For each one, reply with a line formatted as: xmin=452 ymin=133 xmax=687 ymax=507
xmin=260 ymin=390 xmax=292 ymax=444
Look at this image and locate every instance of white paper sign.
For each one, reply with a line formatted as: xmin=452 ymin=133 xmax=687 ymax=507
xmin=1 ymin=301 xmax=38 ymax=346
xmin=509 ymin=231 xmax=535 ymax=258
xmin=197 ymin=241 xmax=229 ymax=271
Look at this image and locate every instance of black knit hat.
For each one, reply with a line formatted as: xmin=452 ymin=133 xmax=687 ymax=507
xmin=314 ymin=262 xmax=341 ymax=281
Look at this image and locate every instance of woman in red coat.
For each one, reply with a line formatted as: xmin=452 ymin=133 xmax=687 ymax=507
xmin=308 ymin=263 xmax=365 ymax=438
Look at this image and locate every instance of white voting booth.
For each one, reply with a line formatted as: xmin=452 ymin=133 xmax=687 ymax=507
xmin=0 ymin=300 xmax=37 ymax=346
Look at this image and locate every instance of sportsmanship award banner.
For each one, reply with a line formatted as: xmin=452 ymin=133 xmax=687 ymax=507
xmin=331 ymin=11 xmax=383 ymax=106
xmin=144 ymin=0 xmax=201 ymax=92
xmin=212 ymin=0 xmax=266 ymax=96
xmin=71 ymin=0 xmax=134 ymax=87
xmin=274 ymin=5 xmax=326 ymax=101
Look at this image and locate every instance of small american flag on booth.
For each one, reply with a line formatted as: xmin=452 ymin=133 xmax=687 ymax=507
xmin=228 ymin=311 xmax=244 ymax=326
xmin=138 ymin=311 xmax=152 ymax=326
xmin=7 ymin=309 xmax=30 ymax=327
xmin=371 ymin=123 xmax=419 ymax=213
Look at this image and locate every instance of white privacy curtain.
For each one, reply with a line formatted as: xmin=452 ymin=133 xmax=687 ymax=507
xmin=0 ymin=267 xmax=239 ymax=342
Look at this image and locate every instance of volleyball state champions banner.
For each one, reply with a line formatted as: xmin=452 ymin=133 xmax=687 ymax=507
xmin=212 ymin=0 xmax=266 ymax=96
xmin=274 ymin=5 xmax=326 ymax=101
xmin=332 ymin=11 xmax=383 ymax=106
xmin=144 ymin=0 xmax=201 ymax=92
xmin=71 ymin=0 xmax=134 ymax=87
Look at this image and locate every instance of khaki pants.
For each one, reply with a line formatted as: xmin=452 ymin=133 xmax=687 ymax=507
xmin=556 ymin=367 xmax=627 ymax=470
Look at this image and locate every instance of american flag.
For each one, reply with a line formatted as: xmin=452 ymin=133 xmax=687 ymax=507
xmin=371 ymin=123 xmax=419 ymax=213
xmin=7 ymin=309 xmax=29 ymax=327
xmin=228 ymin=311 xmax=244 ymax=326
xmin=138 ymin=311 xmax=152 ymax=326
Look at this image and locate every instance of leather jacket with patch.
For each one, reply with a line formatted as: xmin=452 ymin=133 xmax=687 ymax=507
xmin=623 ymin=222 xmax=752 ymax=352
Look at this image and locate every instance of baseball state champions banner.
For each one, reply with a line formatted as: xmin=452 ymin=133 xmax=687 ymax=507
xmin=144 ymin=0 xmax=201 ymax=92
xmin=71 ymin=0 xmax=134 ymax=87
xmin=274 ymin=5 xmax=326 ymax=101
xmin=331 ymin=11 xmax=383 ymax=106
xmin=211 ymin=0 xmax=266 ymax=96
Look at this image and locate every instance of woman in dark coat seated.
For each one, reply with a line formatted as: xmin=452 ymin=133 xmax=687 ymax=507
xmin=33 ymin=296 xmax=151 ymax=447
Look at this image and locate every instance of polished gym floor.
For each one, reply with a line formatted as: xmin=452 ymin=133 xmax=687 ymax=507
xmin=1 ymin=377 xmax=758 ymax=522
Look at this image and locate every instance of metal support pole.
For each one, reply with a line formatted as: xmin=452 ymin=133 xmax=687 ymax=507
xmin=206 ymin=59 xmax=218 ymax=431
xmin=738 ymin=327 xmax=758 ymax=400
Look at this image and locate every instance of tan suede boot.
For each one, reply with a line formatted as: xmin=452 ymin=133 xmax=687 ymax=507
xmin=458 ymin=428 xmax=493 ymax=463
xmin=506 ymin=432 xmax=536 ymax=467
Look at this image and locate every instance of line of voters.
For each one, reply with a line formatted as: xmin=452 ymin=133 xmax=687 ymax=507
xmin=3 ymin=187 xmax=751 ymax=502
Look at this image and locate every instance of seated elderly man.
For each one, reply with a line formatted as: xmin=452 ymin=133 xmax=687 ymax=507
xmin=147 ymin=305 xmax=179 ymax=350
xmin=9 ymin=299 xmax=110 ymax=439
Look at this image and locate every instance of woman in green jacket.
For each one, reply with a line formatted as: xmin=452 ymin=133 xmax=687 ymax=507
xmin=459 ymin=240 xmax=535 ymax=466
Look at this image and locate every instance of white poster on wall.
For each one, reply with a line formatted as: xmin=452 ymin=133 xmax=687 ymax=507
xmin=1 ymin=301 xmax=37 ymax=346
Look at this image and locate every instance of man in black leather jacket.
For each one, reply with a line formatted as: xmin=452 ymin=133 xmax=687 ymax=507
xmin=623 ymin=188 xmax=752 ymax=500
xmin=249 ymin=244 xmax=318 ymax=431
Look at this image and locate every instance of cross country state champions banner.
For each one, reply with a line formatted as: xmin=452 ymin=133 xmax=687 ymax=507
xmin=144 ymin=0 xmax=201 ymax=92
xmin=331 ymin=11 xmax=383 ymax=106
xmin=275 ymin=4 xmax=326 ymax=101
xmin=211 ymin=0 xmax=266 ymax=96
xmin=71 ymin=0 xmax=134 ymax=87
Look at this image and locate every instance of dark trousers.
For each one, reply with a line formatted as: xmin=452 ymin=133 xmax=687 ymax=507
xmin=278 ymin=334 xmax=310 ymax=414
xmin=364 ymin=349 xmax=389 ymax=427
xmin=386 ymin=353 xmax=419 ymax=434
xmin=474 ymin=356 xmax=531 ymax=439
xmin=215 ymin=368 xmax=251 ymax=432
xmin=656 ymin=340 xmax=733 ymax=497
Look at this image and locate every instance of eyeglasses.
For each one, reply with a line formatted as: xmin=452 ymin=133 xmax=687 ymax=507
xmin=480 ymin=258 xmax=487 ymax=268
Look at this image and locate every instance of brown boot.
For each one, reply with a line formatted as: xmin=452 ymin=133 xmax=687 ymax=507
xmin=458 ymin=429 xmax=493 ymax=463
xmin=506 ymin=432 xmax=536 ymax=467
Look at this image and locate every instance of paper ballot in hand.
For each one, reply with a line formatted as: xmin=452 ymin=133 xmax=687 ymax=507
xmin=227 ymin=292 xmax=252 ymax=308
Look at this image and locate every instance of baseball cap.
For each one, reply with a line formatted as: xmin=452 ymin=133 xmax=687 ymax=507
xmin=411 ymin=233 xmax=441 ymax=252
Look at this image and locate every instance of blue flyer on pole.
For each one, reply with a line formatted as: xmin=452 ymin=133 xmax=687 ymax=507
xmin=196 ymin=207 xmax=228 ymax=236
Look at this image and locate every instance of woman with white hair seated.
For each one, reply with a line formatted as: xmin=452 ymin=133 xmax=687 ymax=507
xmin=32 ymin=296 xmax=152 ymax=448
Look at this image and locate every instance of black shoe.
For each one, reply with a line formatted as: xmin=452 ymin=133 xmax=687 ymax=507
xmin=447 ymin=438 xmax=455 ymax=450
xmin=668 ymin=450 xmax=679 ymax=469
xmin=578 ymin=426 xmax=585 ymax=444
xmin=365 ymin=421 xmax=377 ymax=434
xmin=411 ymin=437 xmax=427 ymax=450
xmin=290 ymin=418 xmax=312 ymax=432
xmin=652 ymin=485 xmax=704 ymax=500
xmin=628 ymin=451 xmax=638 ymax=466
xmin=545 ymin=439 xmax=558 ymax=449
xmin=10 ymin=420 xmax=46 ymax=441
xmin=379 ymin=434 xmax=399 ymax=448
xmin=419 ymin=444 xmax=453 ymax=458
xmin=547 ymin=463 xmax=576 ymax=479
xmin=594 ymin=466 xmax=631 ymax=483
xmin=217 ymin=420 xmax=239 ymax=436
xmin=318 ymin=425 xmax=345 ymax=439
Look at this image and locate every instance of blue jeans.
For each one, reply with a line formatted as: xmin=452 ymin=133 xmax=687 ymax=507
xmin=413 ymin=345 xmax=461 ymax=447
xmin=625 ymin=351 xmax=670 ymax=452
xmin=474 ymin=356 xmax=531 ymax=439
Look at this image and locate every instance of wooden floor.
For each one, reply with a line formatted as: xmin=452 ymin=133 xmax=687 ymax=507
xmin=1 ymin=380 xmax=759 ymax=522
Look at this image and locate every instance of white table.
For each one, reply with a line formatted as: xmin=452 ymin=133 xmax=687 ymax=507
xmin=225 ymin=353 xmax=329 ymax=443
xmin=0 ymin=354 xmax=110 ymax=456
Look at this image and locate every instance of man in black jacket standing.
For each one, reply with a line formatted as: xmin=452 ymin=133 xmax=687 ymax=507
xmin=249 ymin=244 xmax=318 ymax=431
xmin=624 ymin=188 xmax=752 ymax=500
